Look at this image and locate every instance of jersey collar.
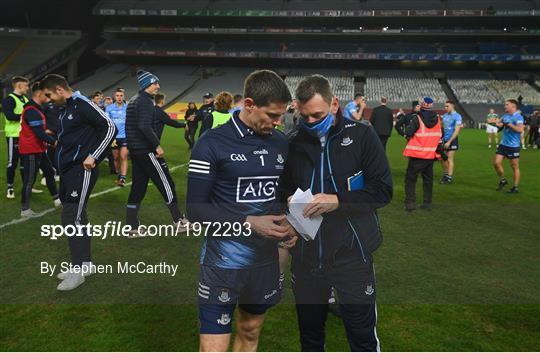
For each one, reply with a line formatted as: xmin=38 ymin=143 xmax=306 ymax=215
xmin=230 ymin=110 xmax=253 ymax=138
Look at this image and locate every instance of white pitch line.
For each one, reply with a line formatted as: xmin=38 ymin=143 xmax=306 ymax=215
xmin=0 ymin=163 xmax=187 ymax=230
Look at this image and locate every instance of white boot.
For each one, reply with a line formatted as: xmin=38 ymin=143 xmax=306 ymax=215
xmin=57 ymin=273 xmax=85 ymax=291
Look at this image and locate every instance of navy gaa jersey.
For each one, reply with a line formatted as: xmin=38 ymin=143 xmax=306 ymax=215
xmin=187 ymin=112 xmax=288 ymax=269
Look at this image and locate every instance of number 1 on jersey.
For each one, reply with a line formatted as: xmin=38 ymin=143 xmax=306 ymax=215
xmin=259 ymin=155 xmax=265 ymax=166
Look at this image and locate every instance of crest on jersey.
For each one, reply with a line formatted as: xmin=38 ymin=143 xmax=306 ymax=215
xmin=217 ymin=313 xmax=231 ymax=325
xmin=277 ymin=154 xmax=284 ymax=164
xmin=341 ymin=137 xmax=353 ymax=146
xmin=218 ymin=289 xmax=231 ymax=303
xmin=365 ymin=284 xmax=374 ymax=296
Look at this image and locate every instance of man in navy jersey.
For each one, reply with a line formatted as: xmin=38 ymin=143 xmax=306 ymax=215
xmin=187 ymin=70 xmax=296 ymax=351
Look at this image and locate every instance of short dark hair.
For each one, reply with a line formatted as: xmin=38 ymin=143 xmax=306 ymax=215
xmin=244 ymin=70 xmax=291 ymax=107
xmin=295 ymin=75 xmax=333 ymax=105
xmin=92 ymin=93 xmax=101 ymax=99
xmin=115 ymin=88 xmax=124 ymax=94
xmin=233 ymin=94 xmax=243 ymax=104
xmin=445 ymin=100 xmax=455 ymax=105
xmin=30 ymin=81 xmax=41 ymax=95
xmin=354 ymin=93 xmax=363 ymax=100
xmin=154 ymin=93 xmax=166 ymax=105
xmin=506 ymin=99 xmax=519 ymax=107
xmin=380 ymin=96 xmax=387 ymax=104
xmin=39 ymin=74 xmax=70 ymax=91
xmin=11 ymin=76 xmax=29 ymax=87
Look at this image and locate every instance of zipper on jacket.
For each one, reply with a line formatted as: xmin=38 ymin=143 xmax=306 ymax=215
xmin=318 ymin=144 xmax=324 ymax=270
xmin=57 ymin=110 xmax=67 ymax=169
xmin=325 ymin=127 xmax=366 ymax=262
xmin=72 ymin=144 xmax=81 ymax=161
xmin=346 ymin=217 xmax=367 ymax=263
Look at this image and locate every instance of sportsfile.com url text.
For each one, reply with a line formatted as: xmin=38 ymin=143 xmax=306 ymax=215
xmin=40 ymin=221 xmax=252 ymax=240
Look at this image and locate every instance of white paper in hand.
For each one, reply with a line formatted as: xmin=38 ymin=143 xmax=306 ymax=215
xmin=286 ymin=188 xmax=323 ymax=241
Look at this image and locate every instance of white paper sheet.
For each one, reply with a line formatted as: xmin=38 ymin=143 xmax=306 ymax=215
xmin=286 ymin=188 xmax=323 ymax=241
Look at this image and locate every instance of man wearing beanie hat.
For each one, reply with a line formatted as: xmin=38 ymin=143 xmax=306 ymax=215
xmin=124 ymin=70 xmax=189 ymax=236
xmin=402 ymin=96 xmax=443 ymax=212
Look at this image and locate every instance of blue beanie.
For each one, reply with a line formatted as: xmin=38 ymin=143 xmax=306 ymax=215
xmin=137 ymin=70 xmax=159 ymax=90
xmin=423 ymin=96 xmax=434 ymax=104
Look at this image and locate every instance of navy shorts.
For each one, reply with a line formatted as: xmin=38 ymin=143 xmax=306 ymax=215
xmin=445 ymin=138 xmax=459 ymax=151
xmin=198 ymin=262 xmax=281 ymax=334
xmin=112 ymin=138 xmax=127 ymax=149
xmin=496 ymin=144 xmax=520 ymax=159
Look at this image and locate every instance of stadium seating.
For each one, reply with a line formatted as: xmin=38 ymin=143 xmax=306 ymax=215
xmin=180 ymin=67 xmax=254 ymax=102
xmin=94 ymin=0 xmax=537 ymax=11
xmin=365 ymin=71 xmax=447 ymax=105
xmin=489 ymin=80 xmax=540 ymax=105
xmin=284 ymin=73 xmax=354 ymax=104
xmin=0 ymin=32 xmax=81 ymax=78
xmin=108 ymin=65 xmax=200 ymax=100
xmin=448 ymin=78 xmax=540 ymax=105
xmin=0 ymin=36 xmax=24 ymax=65
xmin=73 ymin=64 xmax=132 ymax=95
xmin=448 ymin=79 xmax=502 ymax=104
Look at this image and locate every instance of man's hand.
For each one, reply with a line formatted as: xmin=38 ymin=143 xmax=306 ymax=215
xmin=246 ymin=215 xmax=293 ymax=240
xmin=278 ymin=235 xmax=298 ymax=249
xmin=359 ymin=99 xmax=367 ymax=110
xmin=83 ymin=155 xmax=96 ymax=170
xmin=303 ymin=193 xmax=339 ymax=218
xmin=155 ymin=145 xmax=164 ymax=158
xmin=444 ymin=141 xmax=451 ymax=150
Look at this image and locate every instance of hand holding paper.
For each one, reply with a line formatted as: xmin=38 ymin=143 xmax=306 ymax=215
xmin=286 ymin=188 xmax=324 ymax=241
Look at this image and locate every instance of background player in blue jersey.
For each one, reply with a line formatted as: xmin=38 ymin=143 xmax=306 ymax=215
xmin=342 ymin=93 xmax=366 ymax=122
xmin=494 ymin=99 xmax=525 ymax=193
xmin=229 ymin=94 xmax=243 ymax=115
xmin=187 ymin=70 xmax=295 ymax=352
xmin=106 ymin=89 xmax=128 ymax=186
xmin=440 ymin=100 xmax=462 ymax=184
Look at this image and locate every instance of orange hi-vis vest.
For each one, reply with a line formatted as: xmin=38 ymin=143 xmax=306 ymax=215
xmin=403 ymin=115 xmax=442 ymax=160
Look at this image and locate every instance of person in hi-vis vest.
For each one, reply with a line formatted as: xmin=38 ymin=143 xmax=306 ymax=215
xmin=210 ymin=91 xmax=233 ymax=129
xmin=2 ymin=76 xmax=30 ymax=199
xmin=403 ymin=96 xmax=443 ymax=212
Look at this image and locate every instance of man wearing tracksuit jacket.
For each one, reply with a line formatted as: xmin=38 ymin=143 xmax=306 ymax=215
xmin=19 ymin=82 xmax=60 ymax=218
xmin=40 ymin=74 xmax=117 ymax=291
xmin=279 ymin=75 xmax=393 ymax=352
xmin=125 ymin=70 xmax=188 ymax=236
xmin=2 ymin=76 xmax=30 ymax=199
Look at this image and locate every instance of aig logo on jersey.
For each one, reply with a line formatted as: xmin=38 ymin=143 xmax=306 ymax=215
xmin=230 ymin=154 xmax=248 ymax=162
xmin=236 ymin=176 xmax=279 ymax=203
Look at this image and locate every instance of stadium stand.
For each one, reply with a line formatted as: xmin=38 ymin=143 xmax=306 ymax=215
xmin=365 ymin=71 xmax=447 ymax=105
xmin=448 ymin=77 xmax=540 ymax=104
xmin=285 ymin=73 xmax=354 ymax=103
xmin=106 ymin=65 xmax=200 ymax=101
xmin=0 ymin=29 xmax=82 ymax=78
xmin=94 ymin=0 xmax=537 ymax=11
xmin=448 ymin=79 xmax=502 ymax=104
xmin=73 ymin=64 xmax=132 ymax=95
xmin=489 ymin=80 xmax=540 ymax=105
xmin=0 ymin=37 xmax=24 ymax=66
xmin=179 ymin=67 xmax=254 ymax=102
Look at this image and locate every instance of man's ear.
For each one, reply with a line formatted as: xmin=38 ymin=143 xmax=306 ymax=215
xmin=243 ymin=98 xmax=255 ymax=112
xmin=331 ymin=96 xmax=339 ymax=115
